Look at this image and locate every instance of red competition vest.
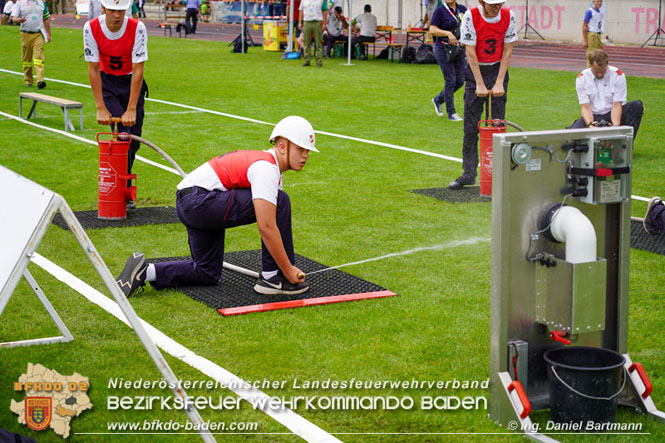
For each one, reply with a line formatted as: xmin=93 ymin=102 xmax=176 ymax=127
xmin=89 ymin=17 xmax=139 ymax=76
xmin=470 ymin=7 xmax=510 ymax=64
xmin=208 ymin=151 xmax=277 ymax=189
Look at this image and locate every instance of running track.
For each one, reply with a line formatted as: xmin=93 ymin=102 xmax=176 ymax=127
xmin=48 ymin=14 xmax=665 ymax=79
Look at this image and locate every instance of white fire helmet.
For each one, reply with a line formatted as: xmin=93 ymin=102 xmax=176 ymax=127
xmin=483 ymin=0 xmax=506 ymax=4
xmin=101 ymin=0 xmax=131 ymax=11
xmin=269 ymin=116 xmax=319 ymax=152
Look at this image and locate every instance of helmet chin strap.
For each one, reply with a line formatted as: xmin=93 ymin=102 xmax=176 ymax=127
xmin=284 ymin=139 xmax=292 ymax=171
xmin=276 ymin=138 xmax=292 ymax=171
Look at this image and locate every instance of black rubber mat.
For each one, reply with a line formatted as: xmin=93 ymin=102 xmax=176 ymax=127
xmin=150 ymin=250 xmax=397 ymax=315
xmin=411 ymin=186 xmax=491 ymax=203
xmin=630 ymin=220 xmax=665 ymax=256
xmin=52 ymin=207 xmax=179 ymax=230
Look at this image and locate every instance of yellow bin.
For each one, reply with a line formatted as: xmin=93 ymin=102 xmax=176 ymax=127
xmin=263 ymin=20 xmax=287 ymax=51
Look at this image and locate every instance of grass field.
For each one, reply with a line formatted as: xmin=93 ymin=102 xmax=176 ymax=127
xmin=1 ymin=24 xmax=664 ymax=442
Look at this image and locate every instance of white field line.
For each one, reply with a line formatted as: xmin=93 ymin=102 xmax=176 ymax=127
xmin=0 ymin=68 xmax=650 ymax=201
xmin=1 ymin=68 xmax=459 ymax=161
xmin=0 ymin=111 xmax=179 ymax=176
xmin=31 ymin=253 xmax=342 ymax=443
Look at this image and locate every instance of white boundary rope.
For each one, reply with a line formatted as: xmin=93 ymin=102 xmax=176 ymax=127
xmin=31 ymin=253 xmax=341 ymax=443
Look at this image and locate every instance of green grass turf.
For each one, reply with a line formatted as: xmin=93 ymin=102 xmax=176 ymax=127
xmin=1 ymin=24 xmax=664 ymax=442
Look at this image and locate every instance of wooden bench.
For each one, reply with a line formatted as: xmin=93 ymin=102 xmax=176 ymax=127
xmin=385 ymin=43 xmax=404 ymax=63
xmin=19 ymin=92 xmax=83 ymax=132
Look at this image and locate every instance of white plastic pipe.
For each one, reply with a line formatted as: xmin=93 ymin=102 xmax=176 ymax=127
xmin=549 ymin=206 xmax=597 ymax=264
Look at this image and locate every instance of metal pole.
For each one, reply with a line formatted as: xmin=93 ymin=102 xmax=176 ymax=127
xmin=241 ymin=0 xmax=246 ymax=53
xmin=342 ymin=0 xmax=353 ymax=65
xmin=287 ymin=0 xmax=294 ymax=52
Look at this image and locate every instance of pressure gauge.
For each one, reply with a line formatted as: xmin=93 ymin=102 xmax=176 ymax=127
xmin=511 ymin=143 xmax=532 ymax=165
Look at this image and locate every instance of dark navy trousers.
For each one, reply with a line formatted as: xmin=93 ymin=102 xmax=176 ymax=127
xmin=461 ymin=63 xmax=508 ymax=177
xmin=433 ymin=43 xmax=466 ymax=117
xmin=101 ymin=72 xmax=146 ymax=176
xmin=152 ymin=187 xmax=295 ymax=288
xmin=567 ymin=100 xmax=644 ymax=140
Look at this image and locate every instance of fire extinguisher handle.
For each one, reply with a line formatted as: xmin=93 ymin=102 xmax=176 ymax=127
xmin=507 ymin=380 xmax=531 ymax=419
xmin=628 ymin=362 xmax=653 ymax=399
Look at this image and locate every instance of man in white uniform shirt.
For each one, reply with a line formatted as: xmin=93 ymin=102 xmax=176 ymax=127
xmin=568 ymin=49 xmax=643 ymax=140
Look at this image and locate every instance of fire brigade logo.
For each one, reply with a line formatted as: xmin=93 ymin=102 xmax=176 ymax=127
xmin=25 ymin=397 xmax=52 ymax=431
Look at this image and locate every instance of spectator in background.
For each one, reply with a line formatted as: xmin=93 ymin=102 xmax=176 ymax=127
xmin=350 ymin=4 xmax=376 ymax=60
xmin=185 ymin=0 xmax=200 ymax=34
xmin=3 ymin=0 xmax=15 ymax=22
xmin=583 ymin=0 xmax=603 ymax=67
xmin=298 ymin=0 xmax=327 ymax=67
xmin=567 ymin=49 xmax=644 ymax=139
xmin=200 ymin=0 xmax=210 ymax=22
xmin=89 ymin=0 xmax=137 ymax=20
xmin=136 ymin=0 xmax=145 ymax=18
xmin=430 ymin=0 xmax=467 ymax=121
xmin=11 ymin=0 xmax=51 ymax=88
xmin=324 ymin=6 xmax=347 ymax=57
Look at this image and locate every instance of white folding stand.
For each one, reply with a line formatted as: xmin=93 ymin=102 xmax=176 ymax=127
xmin=0 ymin=165 xmax=215 ymax=443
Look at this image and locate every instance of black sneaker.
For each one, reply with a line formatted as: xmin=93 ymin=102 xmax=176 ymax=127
xmin=643 ymin=196 xmax=663 ymax=235
xmin=448 ymin=174 xmax=476 ymax=190
xmin=126 ymin=201 xmax=136 ymax=210
xmin=116 ymin=252 xmax=147 ymax=297
xmin=254 ymin=272 xmax=309 ymax=295
xmin=302 ymin=61 xmax=310 ymax=67
xmin=37 ymin=81 xmax=46 ymax=89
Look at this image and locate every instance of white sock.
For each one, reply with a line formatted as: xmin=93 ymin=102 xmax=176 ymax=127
xmin=261 ymin=270 xmax=278 ymax=280
xmin=145 ymin=264 xmax=156 ymax=282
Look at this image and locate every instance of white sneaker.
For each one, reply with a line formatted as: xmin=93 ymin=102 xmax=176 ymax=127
xmin=448 ymin=113 xmax=463 ymax=121
xmin=432 ymin=98 xmax=444 ymax=117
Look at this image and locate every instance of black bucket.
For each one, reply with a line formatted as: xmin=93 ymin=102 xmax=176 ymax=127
xmin=544 ymin=346 xmax=626 ymax=427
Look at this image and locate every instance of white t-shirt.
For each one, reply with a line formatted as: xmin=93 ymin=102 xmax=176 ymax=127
xmin=178 ymin=149 xmax=283 ymax=205
xmin=3 ymin=1 xmax=15 ymax=15
xmin=83 ymin=15 xmax=148 ymax=64
xmin=576 ymin=65 xmax=627 ymax=115
xmin=11 ymin=0 xmax=45 ymax=32
xmin=354 ymin=12 xmax=377 ymax=37
xmin=299 ymin=0 xmax=326 ymax=22
xmin=584 ymin=7 xmax=603 ymax=33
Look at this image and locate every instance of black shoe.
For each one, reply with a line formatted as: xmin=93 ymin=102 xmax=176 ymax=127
xmin=37 ymin=81 xmax=46 ymax=89
xmin=316 ymin=61 xmax=322 ymax=67
xmin=643 ymin=196 xmax=663 ymax=235
xmin=254 ymin=272 xmax=309 ymax=295
xmin=302 ymin=61 xmax=310 ymax=67
xmin=126 ymin=201 xmax=136 ymax=210
xmin=116 ymin=252 xmax=147 ymax=297
xmin=448 ymin=174 xmax=476 ymax=190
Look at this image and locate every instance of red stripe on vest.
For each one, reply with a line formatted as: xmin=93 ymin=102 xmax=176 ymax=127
xmin=90 ymin=17 xmax=138 ymax=76
xmin=471 ymin=7 xmax=510 ymax=64
xmin=208 ymin=151 xmax=277 ymax=189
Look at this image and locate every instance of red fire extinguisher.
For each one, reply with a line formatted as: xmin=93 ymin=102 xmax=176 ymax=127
xmin=97 ymin=120 xmax=136 ymax=220
xmin=478 ymin=94 xmax=506 ymax=198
